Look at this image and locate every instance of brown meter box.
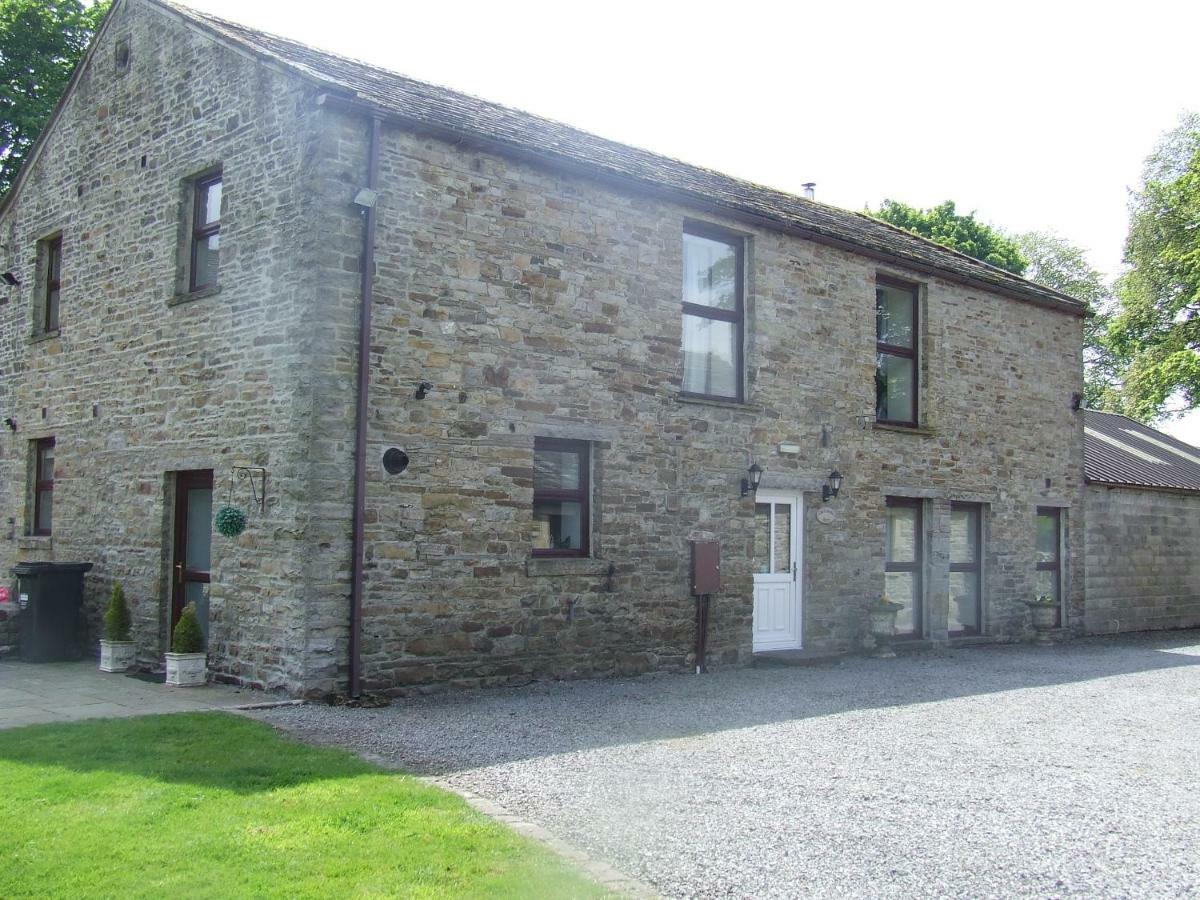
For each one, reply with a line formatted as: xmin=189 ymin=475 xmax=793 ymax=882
xmin=690 ymin=540 xmax=721 ymax=595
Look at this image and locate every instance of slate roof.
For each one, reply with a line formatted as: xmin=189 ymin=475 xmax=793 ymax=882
xmin=1084 ymin=410 xmax=1200 ymax=493
xmin=145 ymin=0 xmax=1084 ymax=315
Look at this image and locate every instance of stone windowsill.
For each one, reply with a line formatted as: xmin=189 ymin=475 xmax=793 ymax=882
xmin=873 ymin=422 xmax=936 ymax=437
xmin=28 ymin=328 xmax=61 ymax=344
xmin=526 ymin=557 xmax=614 ymax=578
xmin=675 ymin=393 xmax=761 ymax=413
xmin=169 ymin=284 xmax=222 ymax=307
xmin=16 ymin=535 xmax=52 ymax=551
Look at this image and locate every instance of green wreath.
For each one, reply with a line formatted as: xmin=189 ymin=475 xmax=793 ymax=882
xmin=215 ymin=505 xmax=248 ymax=538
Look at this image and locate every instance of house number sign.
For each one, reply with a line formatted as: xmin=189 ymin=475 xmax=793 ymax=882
xmin=815 ymin=507 xmax=836 ymax=525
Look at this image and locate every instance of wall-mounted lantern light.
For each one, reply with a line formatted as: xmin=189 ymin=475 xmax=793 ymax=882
xmin=414 ymin=381 xmax=433 ymax=400
xmin=3 ymin=417 xmax=15 ymax=432
xmin=822 ymin=469 xmax=843 ymax=502
xmin=1 ymin=272 xmax=18 ymax=287
xmin=741 ymin=462 xmax=764 ymax=497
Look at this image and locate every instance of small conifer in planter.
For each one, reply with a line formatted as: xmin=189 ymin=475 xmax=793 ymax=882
xmin=99 ymin=582 xmax=136 ymax=673
xmin=166 ymin=602 xmax=207 ymax=686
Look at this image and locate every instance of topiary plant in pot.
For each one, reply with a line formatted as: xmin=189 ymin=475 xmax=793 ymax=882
xmin=166 ymin=601 xmax=207 ymax=687
xmin=99 ymin=582 xmax=136 ymax=673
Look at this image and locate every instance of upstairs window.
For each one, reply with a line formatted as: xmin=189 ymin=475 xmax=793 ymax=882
xmin=189 ymin=173 xmax=222 ymax=292
xmin=682 ymin=225 xmax=743 ymax=401
xmin=876 ymin=277 xmax=919 ymax=426
xmin=39 ymin=235 xmax=62 ymax=333
xmin=532 ymin=438 xmax=590 ymax=557
xmin=33 ymin=437 xmax=55 ymax=536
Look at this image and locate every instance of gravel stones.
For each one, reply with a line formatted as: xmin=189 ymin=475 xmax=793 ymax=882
xmin=256 ymin=632 xmax=1200 ymax=898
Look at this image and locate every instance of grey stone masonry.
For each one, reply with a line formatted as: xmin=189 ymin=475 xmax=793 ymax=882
xmin=1084 ymin=486 xmax=1200 ymax=634
xmin=0 ymin=0 xmax=1087 ymax=695
xmin=0 ymin=0 xmax=328 ymax=690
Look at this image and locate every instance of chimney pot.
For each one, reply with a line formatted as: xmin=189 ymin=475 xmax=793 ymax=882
xmin=802 ymin=182 xmax=816 ymax=200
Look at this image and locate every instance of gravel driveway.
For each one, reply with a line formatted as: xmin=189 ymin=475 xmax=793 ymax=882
xmin=257 ymin=632 xmax=1200 ymax=898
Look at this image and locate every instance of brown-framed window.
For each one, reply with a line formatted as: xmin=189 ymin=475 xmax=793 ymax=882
xmin=42 ymin=235 xmax=62 ymax=332
xmin=885 ymin=497 xmax=923 ymax=638
xmin=682 ymin=224 xmax=743 ymax=401
xmin=876 ymin=276 xmax=919 ymax=426
xmin=949 ymin=502 xmax=983 ymax=635
xmin=33 ymin=437 xmax=55 ymax=536
xmin=189 ymin=172 xmax=222 ymax=292
xmin=1035 ymin=506 xmax=1062 ymax=626
xmin=532 ymin=438 xmax=590 ymax=557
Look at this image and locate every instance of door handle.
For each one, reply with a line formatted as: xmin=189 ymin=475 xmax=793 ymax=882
xmin=175 ymin=563 xmax=184 ymax=586
xmin=792 ymin=561 xmax=798 ymax=581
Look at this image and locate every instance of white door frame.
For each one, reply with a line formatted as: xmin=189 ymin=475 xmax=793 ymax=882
xmin=752 ymin=491 xmax=803 ymax=652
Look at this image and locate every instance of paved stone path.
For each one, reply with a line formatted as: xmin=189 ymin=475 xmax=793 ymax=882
xmin=0 ymin=659 xmax=260 ymax=728
xmin=260 ymin=631 xmax=1200 ymax=899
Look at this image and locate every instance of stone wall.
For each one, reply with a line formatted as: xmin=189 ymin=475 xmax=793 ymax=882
xmin=0 ymin=0 xmax=1088 ymax=696
xmin=1084 ymin=485 xmax=1200 ymax=633
xmin=316 ymin=112 xmax=1087 ymax=693
xmin=0 ymin=0 xmax=325 ymax=690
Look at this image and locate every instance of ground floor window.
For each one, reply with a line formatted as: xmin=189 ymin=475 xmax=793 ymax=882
xmin=33 ymin=437 xmax=55 ymax=536
xmin=1035 ymin=506 xmax=1062 ymax=626
xmin=885 ymin=497 xmax=923 ymax=638
xmin=532 ymin=438 xmax=590 ymax=557
xmin=949 ymin=502 xmax=983 ymax=634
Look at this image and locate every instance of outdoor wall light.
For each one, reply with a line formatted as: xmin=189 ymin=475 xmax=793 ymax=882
xmin=740 ymin=462 xmax=764 ymax=497
xmin=822 ymin=469 xmax=844 ymax=502
xmin=1 ymin=272 xmax=18 ymax=287
xmin=3 ymin=418 xmax=15 ymax=432
xmin=414 ymin=381 xmax=433 ymax=400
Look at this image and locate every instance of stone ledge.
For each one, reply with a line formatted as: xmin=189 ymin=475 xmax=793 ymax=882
xmin=525 ymin=557 xmax=614 ymax=578
xmin=15 ymin=536 xmax=52 ymax=551
xmin=168 ymin=284 xmax=222 ymax=306
xmin=28 ymin=328 xmax=61 ymax=344
xmin=874 ymin=422 xmax=937 ymax=437
xmin=675 ymin=393 xmax=761 ymax=413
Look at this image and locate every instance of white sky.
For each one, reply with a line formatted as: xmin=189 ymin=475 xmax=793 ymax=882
xmin=182 ymin=0 xmax=1200 ymax=443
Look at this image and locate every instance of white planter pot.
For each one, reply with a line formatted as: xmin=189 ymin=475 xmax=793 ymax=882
xmin=165 ymin=652 xmax=207 ymax=687
xmin=867 ymin=606 xmax=901 ymax=658
xmin=99 ymin=640 xmax=137 ymax=673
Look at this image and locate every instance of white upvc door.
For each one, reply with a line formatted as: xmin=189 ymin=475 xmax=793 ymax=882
xmin=752 ymin=492 xmax=803 ymax=651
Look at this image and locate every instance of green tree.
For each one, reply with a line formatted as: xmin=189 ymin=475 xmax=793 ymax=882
xmin=867 ymin=199 xmax=1028 ymax=275
xmin=0 ymin=0 xmax=107 ymax=197
xmin=1107 ymin=113 xmax=1200 ymax=421
xmin=1011 ymin=230 xmax=1119 ymax=409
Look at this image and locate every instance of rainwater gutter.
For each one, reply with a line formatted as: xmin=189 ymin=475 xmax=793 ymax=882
xmin=349 ymin=114 xmax=381 ymax=699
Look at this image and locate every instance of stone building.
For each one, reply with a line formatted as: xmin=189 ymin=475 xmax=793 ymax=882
xmin=1083 ymin=411 xmax=1200 ymax=634
xmin=0 ymin=0 xmax=1088 ymax=695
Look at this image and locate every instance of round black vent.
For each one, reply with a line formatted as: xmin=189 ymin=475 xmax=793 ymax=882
xmin=382 ymin=447 xmax=409 ymax=475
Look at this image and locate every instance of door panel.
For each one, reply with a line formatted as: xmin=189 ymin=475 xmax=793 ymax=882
xmin=753 ymin=494 xmax=802 ymax=651
xmin=172 ymin=470 xmax=213 ymax=642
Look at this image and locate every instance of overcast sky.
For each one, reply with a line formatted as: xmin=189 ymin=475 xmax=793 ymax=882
xmin=181 ymin=0 xmax=1200 ymax=441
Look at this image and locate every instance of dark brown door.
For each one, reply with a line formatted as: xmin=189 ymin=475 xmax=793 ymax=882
xmin=172 ymin=470 xmax=213 ymax=639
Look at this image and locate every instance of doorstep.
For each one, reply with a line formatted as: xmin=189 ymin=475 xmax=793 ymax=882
xmin=752 ymin=648 xmax=847 ymax=668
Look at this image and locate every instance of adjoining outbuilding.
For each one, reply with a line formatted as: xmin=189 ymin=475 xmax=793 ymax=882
xmin=1083 ymin=410 xmax=1200 ymax=634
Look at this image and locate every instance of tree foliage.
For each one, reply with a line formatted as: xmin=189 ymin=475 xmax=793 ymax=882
xmin=0 ymin=0 xmax=107 ymax=197
xmin=1107 ymin=113 xmax=1200 ymax=421
xmin=867 ymin=199 xmax=1028 ymax=275
xmin=1011 ymin=230 xmax=1119 ymax=410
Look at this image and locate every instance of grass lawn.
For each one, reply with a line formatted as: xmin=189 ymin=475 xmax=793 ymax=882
xmin=0 ymin=712 xmax=608 ymax=899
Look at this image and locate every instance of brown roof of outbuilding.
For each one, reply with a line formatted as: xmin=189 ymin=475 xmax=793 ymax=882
xmin=1084 ymin=410 xmax=1200 ymax=493
xmin=143 ymin=0 xmax=1084 ymax=316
